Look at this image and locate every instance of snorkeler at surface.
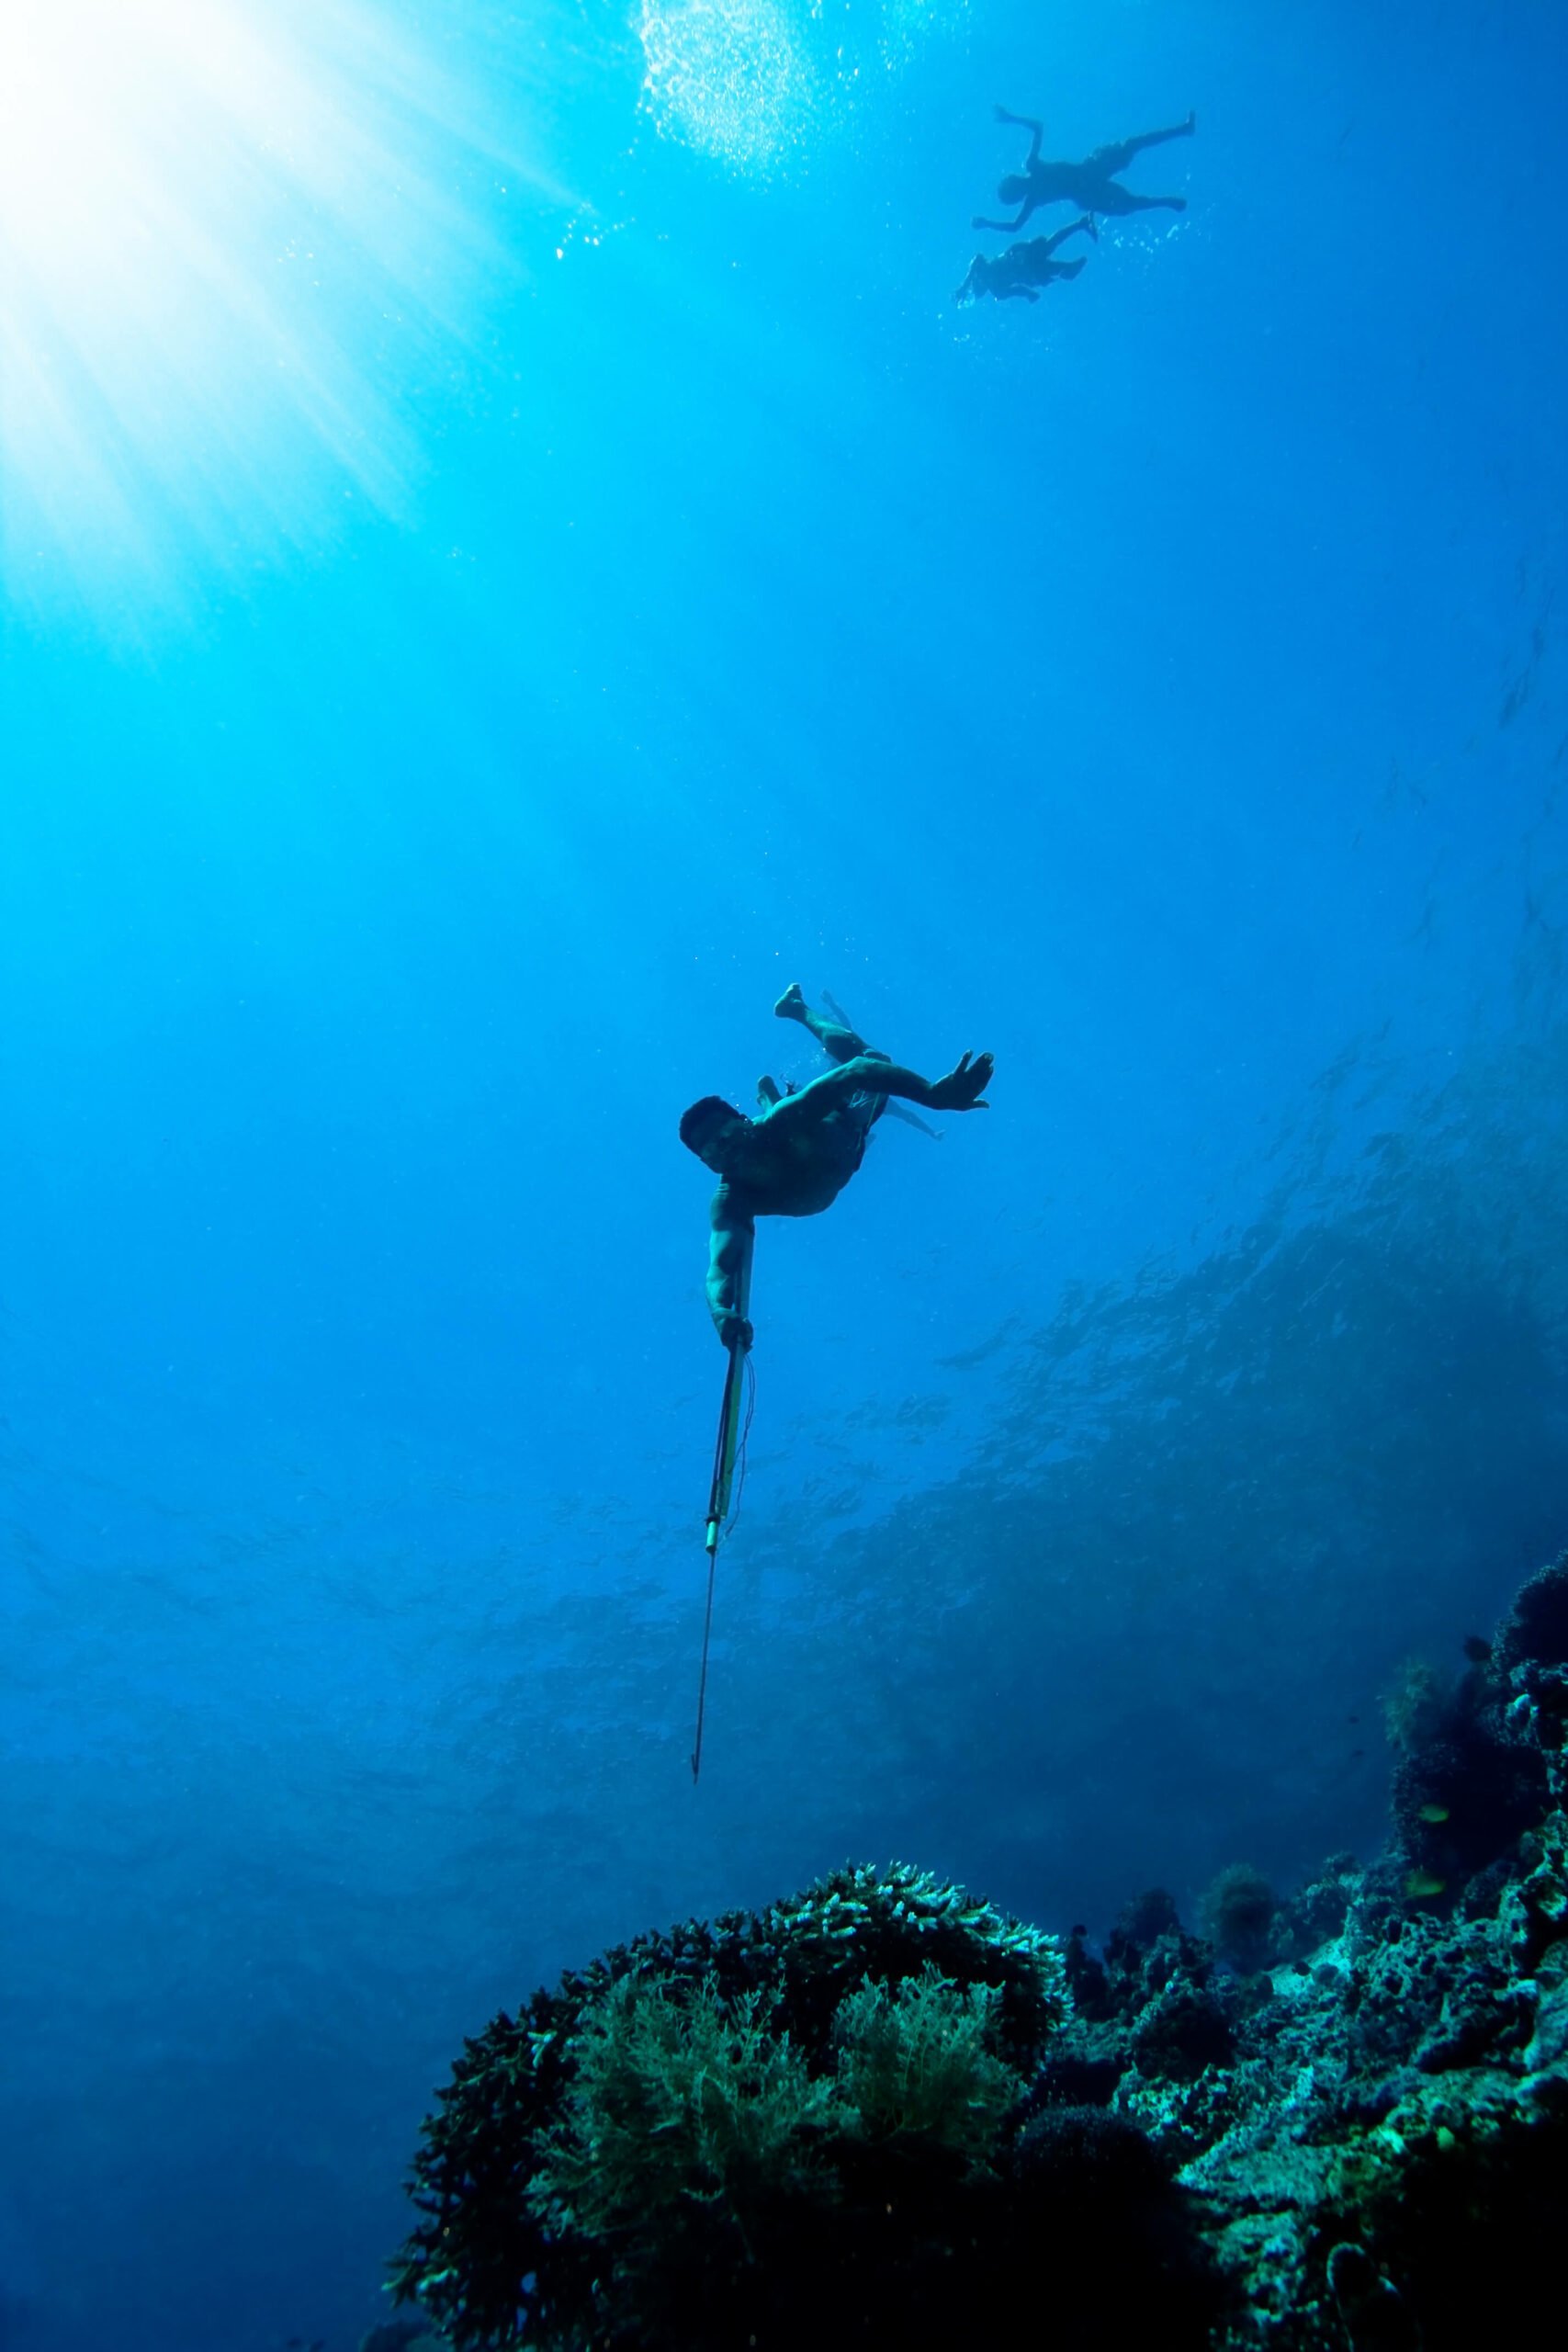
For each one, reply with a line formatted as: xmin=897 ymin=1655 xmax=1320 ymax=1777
xmin=680 ymin=985 xmax=993 ymax=1350
xmin=955 ymin=216 xmax=1096 ymax=306
xmin=973 ymin=105 xmax=1194 ymax=234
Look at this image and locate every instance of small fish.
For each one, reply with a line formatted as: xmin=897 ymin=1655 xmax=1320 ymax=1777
xmin=1418 ymin=1803 xmax=1450 ymax=1824
xmin=1404 ymin=1869 xmax=1447 ymax=1899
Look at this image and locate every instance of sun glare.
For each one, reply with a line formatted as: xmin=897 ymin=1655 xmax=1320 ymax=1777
xmin=0 ymin=0 xmax=548 ymax=622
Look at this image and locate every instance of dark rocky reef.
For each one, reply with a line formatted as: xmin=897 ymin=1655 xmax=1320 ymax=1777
xmin=390 ymin=1552 xmax=1568 ymax=2351
xmin=1032 ymin=1549 xmax=1568 ymax=2350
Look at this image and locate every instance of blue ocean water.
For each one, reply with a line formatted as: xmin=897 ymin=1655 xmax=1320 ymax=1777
xmin=3 ymin=1 xmax=1566 ymax=2344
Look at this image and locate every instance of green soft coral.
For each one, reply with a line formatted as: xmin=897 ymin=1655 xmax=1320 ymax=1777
xmin=833 ymin=1964 xmax=1017 ymax=2159
xmin=532 ymin=1970 xmax=836 ymax=2237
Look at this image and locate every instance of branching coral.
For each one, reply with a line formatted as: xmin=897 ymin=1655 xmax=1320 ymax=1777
xmin=758 ymin=1858 xmax=1069 ymax=2063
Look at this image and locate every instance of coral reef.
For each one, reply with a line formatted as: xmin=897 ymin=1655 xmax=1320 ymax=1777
xmin=392 ymin=1862 xmax=1080 ymax=2352
xmin=1072 ymin=1818 xmax=1568 ymax=2348
xmin=391 ymin=1552 xmax=1568 ymax=2352
xmin=1028 ymin=1549 xmax=1568 ymax=2350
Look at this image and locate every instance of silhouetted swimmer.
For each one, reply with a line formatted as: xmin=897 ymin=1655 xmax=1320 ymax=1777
xmin=974 ymin=105 xmax=1194 ymax=234
xmin=680 ymin=985 xmax=992 ymax=1350
xmin=955 ymin=217 xmax=1096 ymax=307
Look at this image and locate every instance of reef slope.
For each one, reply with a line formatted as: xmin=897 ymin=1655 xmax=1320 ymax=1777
xmin=388 ymin=1555 xmax=1568 ymax=2351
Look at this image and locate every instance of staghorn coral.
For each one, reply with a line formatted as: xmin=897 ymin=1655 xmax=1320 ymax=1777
xmin=756 ymin=1858 xmax=1069 ymax=2062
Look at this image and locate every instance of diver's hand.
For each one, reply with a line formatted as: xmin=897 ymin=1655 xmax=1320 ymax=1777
xmin=716 ymin=1312 xmax=754 ymax=1353
xmin=927 ymin=1050 xmax=993 ymax=1113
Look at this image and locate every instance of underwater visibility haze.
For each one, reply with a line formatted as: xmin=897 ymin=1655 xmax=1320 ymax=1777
xmin=4 ymin=0 xmax=1568 ymax=2346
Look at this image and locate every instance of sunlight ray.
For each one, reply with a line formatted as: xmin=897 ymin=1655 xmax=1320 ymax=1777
xmin=0 ymin=0 xmax=561 ymax=623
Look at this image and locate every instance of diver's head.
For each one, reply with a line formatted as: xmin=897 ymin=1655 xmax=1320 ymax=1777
xmin=998 ymin=173 xmax=1028 ymax=204
xmin=680 ymin=1094 xmax=749 ymax=1172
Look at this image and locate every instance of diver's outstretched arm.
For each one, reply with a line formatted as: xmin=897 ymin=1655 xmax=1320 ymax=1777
xmin=972 ymin=205 xmax=1032 ymax=233
xmin=787 ymin=1052 xmax=992 ymax=1116
xmin=705 ymin=1192 xmax=755 ymax=1349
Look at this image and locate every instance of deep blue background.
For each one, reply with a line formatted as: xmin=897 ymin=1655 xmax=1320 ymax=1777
xmin=4 ymin=2 xmax=1567 ymax=2346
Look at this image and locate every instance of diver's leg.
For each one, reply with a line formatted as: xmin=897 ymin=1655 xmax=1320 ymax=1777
xmin=1126 ymin=112 xmax=1195 ymax=153
xmin=820 ymin=989 xmax=897 ymax=1069
xmin=774 ymin=983 xmax=868 ymax=1064
xmin=1089 ymin=184 xmax=1186 ymax=216
xmin=1042 ymin=215 xmax=1096 ymax=256
xmin=801 ymin=1007 xmax=869 ymax=1062
xmin=1088 ymin=116 xmax=1194 ymax=176
xmin=1050 ymin=256 xmax=1087 ymax=281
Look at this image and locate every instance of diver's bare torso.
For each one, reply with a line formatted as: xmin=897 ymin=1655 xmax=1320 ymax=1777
xmin=722 ymin=1078 xmax=882 ymax=1218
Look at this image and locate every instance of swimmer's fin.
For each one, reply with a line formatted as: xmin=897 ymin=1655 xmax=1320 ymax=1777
xmin=884 ymin=1099 xmax=944 ymax=1141
xmin=823 ymin=990 xmax=942 ymax=1138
